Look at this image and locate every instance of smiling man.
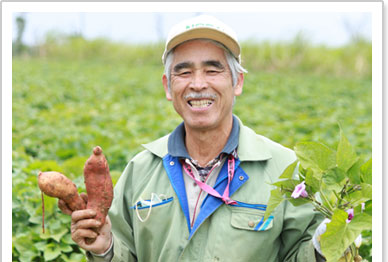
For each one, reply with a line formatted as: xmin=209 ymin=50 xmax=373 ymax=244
xmin=64 ymin=15 xmax=326 ymax=261
xmin=163 ymin=39 xmax=243 ymax=167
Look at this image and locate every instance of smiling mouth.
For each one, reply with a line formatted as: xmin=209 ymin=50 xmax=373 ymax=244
xmin=188 ymin=99 xmax=214 ymax=108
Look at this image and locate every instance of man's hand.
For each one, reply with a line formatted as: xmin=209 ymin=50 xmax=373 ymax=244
xmin=313 ymin=218 xmax=362 ymax=260
xmin=58 ymin=193 xmax=113 ymax=255
xmin=71 ymin=209 xmax=113 ymax=254
xmin=58 ymin=192 xmax=88 ymax=215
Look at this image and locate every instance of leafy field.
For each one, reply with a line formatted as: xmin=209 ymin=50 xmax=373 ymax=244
xmin=12 ymin=36 xmax=372 ymax=261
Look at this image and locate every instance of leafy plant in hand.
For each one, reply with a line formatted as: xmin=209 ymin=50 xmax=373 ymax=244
xmin=264 ymin=129 xmax=372 ymax=262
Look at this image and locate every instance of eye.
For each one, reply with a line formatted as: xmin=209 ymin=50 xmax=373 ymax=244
xmin=207 ymin=70 xmax=221 ymax=75
xmin=175 ymin=71 xmax=191 ymax=77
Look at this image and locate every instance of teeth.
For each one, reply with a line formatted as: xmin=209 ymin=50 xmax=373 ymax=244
xmin=189 ymin=100 xmax=213 ymax=108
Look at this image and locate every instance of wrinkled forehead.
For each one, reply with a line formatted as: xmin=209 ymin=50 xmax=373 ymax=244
xmin=171 ymin=39 xmax=228 ymax=66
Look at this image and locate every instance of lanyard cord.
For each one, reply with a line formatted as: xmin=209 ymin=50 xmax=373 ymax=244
xmin=183 ymin=155 xmax=237 ymax=205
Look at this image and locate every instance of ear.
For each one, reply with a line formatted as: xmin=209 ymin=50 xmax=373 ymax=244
xmin=233 ymin=73 xmax=244 ymax=96
xmin=162 ymin=74 xmax=172 ymax=101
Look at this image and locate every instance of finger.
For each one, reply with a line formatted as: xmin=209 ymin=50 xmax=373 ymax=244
xmin=58 ymin=199 xmax=73 ymax=215
xmin=80 ymin=193 xmax=88 ymax=205
xmin=97 ymin=216 xmax=112 ymax=236
xmin=84 ymin=218 xmax=113 ymax=254
xmin=72 ymin=228 xmax=98 ymax=247
xmin=71 ymin=209 xmax=96 ymax=224
xmin=71 ymin=218 xmax=102 ymax=232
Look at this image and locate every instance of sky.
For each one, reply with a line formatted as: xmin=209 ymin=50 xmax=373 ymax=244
xmin=12 ymin=12 xmax=372 ymax=47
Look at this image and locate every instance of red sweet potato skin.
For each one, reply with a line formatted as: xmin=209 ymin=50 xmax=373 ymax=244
xmin=83 ymin=146 xmax=113 ymax=228
xmin=38 ymin=171 xmax=86 ymax=211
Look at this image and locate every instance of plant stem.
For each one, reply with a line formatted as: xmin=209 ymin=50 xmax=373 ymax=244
xmin=351 ymin=243 xmax=358 ymax=257
xmin=319 ymin=190 xmax=334 ymax=212
xmin=333 ymin=190 xmax=342 ymax=205
xmin=312 ymin=202 xmax=332 ymax=218
xmin=310 ymin=194 xmax=333 ymax=218
xmin=41 ymin=191 xmax=45 ymax=234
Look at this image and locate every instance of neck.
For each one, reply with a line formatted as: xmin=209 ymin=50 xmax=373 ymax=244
xmin=185 ymin=116 xmax=233 ymax=167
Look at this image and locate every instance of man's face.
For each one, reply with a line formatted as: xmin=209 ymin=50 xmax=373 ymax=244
xmin=162 ymin=40 xmax=243 ymax=132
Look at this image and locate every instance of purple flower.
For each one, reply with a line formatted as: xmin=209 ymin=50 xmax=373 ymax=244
xmin=346 ymin=208 xmax=354 ymax=223
xmin=291 ymin=181 xmax=308 ymax=199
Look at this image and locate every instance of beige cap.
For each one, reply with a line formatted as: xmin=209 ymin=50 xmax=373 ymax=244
xmin=162 ymin=15 xmax=241 ymax=64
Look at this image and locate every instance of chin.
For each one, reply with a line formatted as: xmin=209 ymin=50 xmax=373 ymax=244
xmin=186 ymin=118 xmax=216 ymax=130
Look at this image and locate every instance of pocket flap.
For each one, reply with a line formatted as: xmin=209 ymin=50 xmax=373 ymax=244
xmin=231 ymin=211 xmax=274 ymax=231
xmin=130 ymin=196 xmax=174 ymax=210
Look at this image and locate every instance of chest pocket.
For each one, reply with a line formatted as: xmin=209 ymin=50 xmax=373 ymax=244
xmin=230 ymin=208 xmax=274 ymax=231
xmin=130 ymin=196 xmax=174 ymax=222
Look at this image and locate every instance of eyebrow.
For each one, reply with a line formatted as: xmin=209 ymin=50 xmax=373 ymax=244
xmin=202 ymin=60 xmax=225 ymax=70
xmin=173 ymin=62 xmax=193 ymax=73
xmin=173 ymin=60 xmax=225 ymax=73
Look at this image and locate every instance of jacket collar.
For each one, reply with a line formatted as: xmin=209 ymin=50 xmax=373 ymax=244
xmin=165 ymin=115 xmax=240 ymax=159
xmin=235 ymin=116 xmax=272 ymax=161
xmin=142 ymin=115 xmax=272 ymax=162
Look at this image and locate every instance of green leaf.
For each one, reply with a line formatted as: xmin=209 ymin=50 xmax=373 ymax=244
xmin=23 ymin=160 xmax=64 ymax=173
xmin=19 ymin=250 xmax=40 ymax=262
xmin=363 ymin=200 xmax=372 ymax=216
xmin=13 ymin=234 xmax=40 ymax=262
xmin=60 ymin=241 xmax=73 ymax=252
xmin=61 ymin=231 xmax=75 ymax=245
xmin=319 ymin=188 xmax=337 ymax=210
xmin=322 ymin=167 xmax=346 ymax=191
xmin=304 ymin=168 xmax=321 ymax=192
xmin=294 ymin=142 xmax=336 ymax=173
xmin=40 ymin=225 xmax=69 ymax=242
xmin=62 ymin=156 xmax=88 ymax=179
xmin=264 ymin=188 xmax=285 ymax=220
xmin=347 ymin=158 xmax=363 ymax=184
xmin=34 ymin=241 xmax=47 ymax=252
xmin=272 ymin=179 xmax=300 ymax=192
xmin=13 ymin=234 xmax=39 ymax=256
xmin=279 ymin=160 xmax=298 ymax=179
xmin=336 ymin=129 xmax=359 ymax=172
xmin=285 ymin=196 xmax=311 ymax=206
xmin=360 ymin=158 xmax=372 ymax=184
xmin=321 ymin=209 xmax=372 ymax=262
xmin=43 ymin=242 xmax=62 ymax=261
xmin=58 ymin=213 xmax=72 ymax=224
xmin=29 ymin=214 xmax=43 ymax=225
xmin=56 ymin=148 xmax=78 ymax=160
xmin=345 ymin=183 xmax=372 ymax=207
xmin=52 ymin=227 xmax=69 ymax=243
xmin=62 ymin=252 xmax=87 ymax=262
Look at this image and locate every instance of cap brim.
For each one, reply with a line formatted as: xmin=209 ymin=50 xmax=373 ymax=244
xmin=166 ymin=28 xmax=240 ymax=60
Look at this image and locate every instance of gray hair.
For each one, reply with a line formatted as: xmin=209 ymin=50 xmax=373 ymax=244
xmin=164 ymin=39 xmax=247 ymax=93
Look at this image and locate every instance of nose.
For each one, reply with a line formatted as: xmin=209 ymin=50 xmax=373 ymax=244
xmin=189 ymin=70 xmax=208 ymax=91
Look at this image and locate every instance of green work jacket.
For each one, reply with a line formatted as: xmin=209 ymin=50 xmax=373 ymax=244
xmin=108 ymin=118 xmax=323 ymax=262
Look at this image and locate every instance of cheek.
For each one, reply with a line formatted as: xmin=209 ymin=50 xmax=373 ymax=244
xmin=170 ymin=78 xmax=187 ymax=91
xmin=170 ymin=81 xmax=192 ymax=100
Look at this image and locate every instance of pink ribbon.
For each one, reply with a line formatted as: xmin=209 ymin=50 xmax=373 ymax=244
xmin=183 ymin=155 xmax=237 ymax=205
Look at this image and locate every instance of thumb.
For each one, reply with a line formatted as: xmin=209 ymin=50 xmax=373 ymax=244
xmin=80 ymin=193 xmax=88 ymax=205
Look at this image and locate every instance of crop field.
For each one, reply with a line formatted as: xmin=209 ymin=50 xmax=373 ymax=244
xmin=12 ymin=36 xmax=372 ymax=261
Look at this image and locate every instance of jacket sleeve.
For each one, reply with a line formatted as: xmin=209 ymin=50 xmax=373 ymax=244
xmin=107 ymin=161 xmax=137 ymax=262
xmin=86 ymin=237 xmax=114 ymax=262
xmin=278 ymin=195 xmax=325 ymax=262
xmin=269 ymin=144 xmax=325 ymax=262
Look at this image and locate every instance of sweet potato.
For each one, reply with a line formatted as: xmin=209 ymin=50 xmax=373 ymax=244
xmin=38 ymin=171 xmax=86 ymax=233
xmin=37 ymin=146 xmax=113 ymax=242
xmin=38 ymin=171 xmax=86 ymax=211
xmin=83 ymin=146 xmax=113 ymax=229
